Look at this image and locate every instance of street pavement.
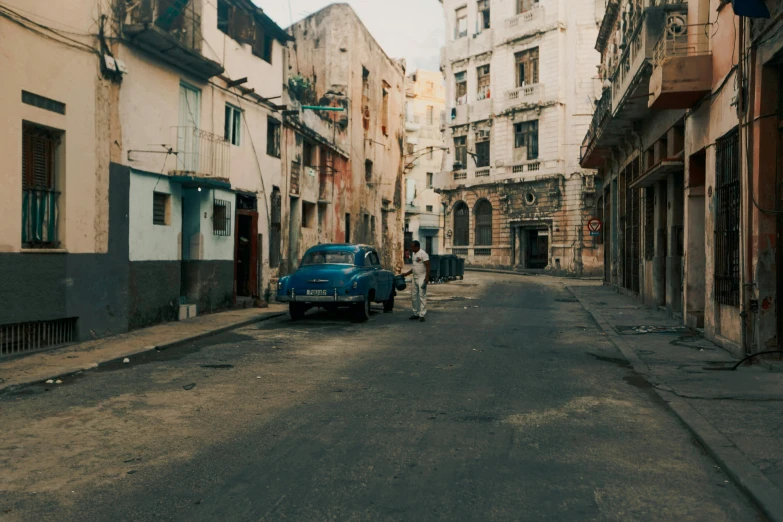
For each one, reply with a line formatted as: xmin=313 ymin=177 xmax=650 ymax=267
xmin=0 ymin=273 xmax=767 ymax=521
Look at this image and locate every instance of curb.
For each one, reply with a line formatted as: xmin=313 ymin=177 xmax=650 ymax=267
xmin=0 ymin=311 xmax=286 ymax=395
xmin=566 ymin=285 xmax=783 ymax=522
xmin=466 ymin=267 xmax=603 ymax=281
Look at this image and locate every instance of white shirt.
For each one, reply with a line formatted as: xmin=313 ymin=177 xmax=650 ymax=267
xmin=411 ymin=249 xmax=430 ymax=278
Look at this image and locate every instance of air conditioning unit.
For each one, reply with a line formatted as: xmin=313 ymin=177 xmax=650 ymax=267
xmin=476 ymin=130 xmax=490 ymax=140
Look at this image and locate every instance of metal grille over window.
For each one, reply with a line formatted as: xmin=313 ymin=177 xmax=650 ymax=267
xmin=453 ymin=201 xmax=470 ymax=246
xmin=22 ymin=124 xmax=61 ymax=247
xmin=213 ymin=198 xmax=232 ymax=236
xmin=623 ymin=160 xmax=640 ymax=293
xmin=715 ymin=129 xmax=740 ymax=306
xmin=644 ymin=187 xmax=654 ymax=260
xmin=475 ymin=200 xmax=492 ymax=246
xmin=1 ymin=318 xmax=77 ymax=357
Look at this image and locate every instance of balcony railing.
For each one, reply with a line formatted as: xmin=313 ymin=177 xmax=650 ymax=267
xmin=504 ymin=84 xmax=543 ymax=110
xmin=124 ymin=0 xmax=223 ymax=78
xmin=453 ymin=170 xmax=468 ymax=180
xmin=22 ymin=188 xmax=60 ymax=248
xmin=505 ymin=5 xmax=545 ymax=32
xmin=652 ymin=24 xmax=710 ymax=67
xmin=581 ymin=88 xmax=612 ymax=164
xmin=475 ymin=167 xmax=491 ymax=177
xmin=649 ymin=22 xmax=711 ymax=110
xmin=174 ymin=126 xmax=230 ymax=180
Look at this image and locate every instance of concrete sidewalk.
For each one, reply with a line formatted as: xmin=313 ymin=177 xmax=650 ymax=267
xmin=568 ymin=282 xmax=783 ymax=522
xmin=0 ymin=305 xmax=287 ymax=393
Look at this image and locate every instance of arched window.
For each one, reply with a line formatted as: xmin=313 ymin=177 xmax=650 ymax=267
xmin=453 ymin=201 xmax=469 ymax=246
xmin=474 ymin=200 xmax=492 ymax=246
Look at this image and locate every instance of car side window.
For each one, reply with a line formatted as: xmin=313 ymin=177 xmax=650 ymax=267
xmin=370 ymin=252 xmax=380 ymax=266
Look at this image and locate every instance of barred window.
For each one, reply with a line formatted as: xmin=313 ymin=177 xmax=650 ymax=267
xmin=453 ymin=201 xmax=469 ymax=246
xmin=474 ymin=200 xmax=492 ymax=246
xmin=213 ymin=198 xmax=232 ymax=236
xmin=715 ymin=129 xmax=740 ymax=306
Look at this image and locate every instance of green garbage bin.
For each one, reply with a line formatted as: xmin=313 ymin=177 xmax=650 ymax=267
xmin=429 ymin=255 xmax=441 ymax=282
xmin=456 ymin=257 xmax=465 ymax=279
xmin=440 ymin=256 xmax=451 ymax=279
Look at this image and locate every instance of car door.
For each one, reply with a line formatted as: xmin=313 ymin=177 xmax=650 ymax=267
xmin=370 ymin=250 xmax=391 ymax=299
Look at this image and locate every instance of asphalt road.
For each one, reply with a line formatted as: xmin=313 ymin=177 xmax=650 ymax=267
xmin=0 ymin=273 xmax=765 ymax=521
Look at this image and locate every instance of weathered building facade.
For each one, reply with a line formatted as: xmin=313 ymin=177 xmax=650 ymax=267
xmin=581 ymin=0 xmax=783 ymax=356
xmin=0 ymin=0 xmax=290 ymax=354
xmin=404 ymin=70 xmax=447 ymax=256
xmin=435 ymin=0 xmax=605 ymax=275
xmin=282 ymin=4 xmax=406 ymax=273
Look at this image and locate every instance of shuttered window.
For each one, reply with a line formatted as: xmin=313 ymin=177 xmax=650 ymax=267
xmin=453 ymin=201 xmax=469 ymax=246
xmin=515 ymin=48 xmax=539 ymax=87
xmin=153 ymin=192 xmax=169 ymax=226
xmin=23 ymin=125 xmax=59 ymax=190
xmin=22 ymin=124 xmax=62 ymax=247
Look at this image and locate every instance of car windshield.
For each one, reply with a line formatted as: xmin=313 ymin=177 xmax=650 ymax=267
xmin=300 ymin=251 xmax=355 ymax=266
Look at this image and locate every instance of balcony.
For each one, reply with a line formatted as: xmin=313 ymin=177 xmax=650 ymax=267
xmin=648 ymin=25 xmax=712 ymax=110
xmin=609 ymin=6 xmax=667 ymax=114
xmin=123 ymin=0 xmax=224 ymax=79
xmin=498 ymin=159 xmax=564 ymax=178
xmin=405 ymin=115 xmax=422 ymax=132
xmin=501 ymin=84 xmax=543 ymax=112
xmin=503 ymin=3 xmax=558 ymax=43
xmin=580 ymin=88 xmax=614 ymax=168
xmin=172 ymin=126 xmax=230 ymax=181
xmin=417 ymin=212 xmax=440 ymax=230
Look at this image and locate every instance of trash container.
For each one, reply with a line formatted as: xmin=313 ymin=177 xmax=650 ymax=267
xmin=429 ymin=255 xmax=441 ymax=282
xmin=393 ymin=274 xmax=407 ymax=291
xmin=449 ymin=255 xmax=458 ymax=280
xmin=456 ymin=257 xmax=465 ymax=279
xmin=440 ymin=256 xmax=451 ymax=279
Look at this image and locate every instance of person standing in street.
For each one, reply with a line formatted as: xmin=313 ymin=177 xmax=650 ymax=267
xmin=400 ymin=240 xmax=430 ymax=322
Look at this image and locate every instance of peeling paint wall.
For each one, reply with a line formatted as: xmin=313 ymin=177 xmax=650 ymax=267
xmin=284 ymin=4 xmax=405 ymax=273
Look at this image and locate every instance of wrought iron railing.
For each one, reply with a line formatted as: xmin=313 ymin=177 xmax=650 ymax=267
xmin=22 ymin=188 xmax=60 ymax=247
xmin=174 ymin=126 xmax=230 ymax=179
xmin=581 ymin=88 xmax=612 ymax=160
xmin=127 ymin=0 xmax=203 ymax=53
xmin=653 ymin=23 xmax=710 ymax=67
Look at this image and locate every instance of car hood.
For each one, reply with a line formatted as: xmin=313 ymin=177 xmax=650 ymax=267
xmin=287 ymin=265 xmax=356 ymax=289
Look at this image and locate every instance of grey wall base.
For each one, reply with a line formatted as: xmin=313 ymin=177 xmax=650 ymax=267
xmin=181 ymin=260 xmax=234 ymax=316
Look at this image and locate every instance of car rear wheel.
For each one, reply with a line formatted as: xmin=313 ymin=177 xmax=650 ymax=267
xmin=383 ymin=292 xmax=395 ymax=312
xmin=289 ymin=303 xmax=306 ymax=321
xmin=353 ymin=295 xmax=371 ymax=322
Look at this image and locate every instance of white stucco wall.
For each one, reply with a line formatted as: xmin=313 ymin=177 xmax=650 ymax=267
xmin=128 ymin=172 xmax=183 ymax=262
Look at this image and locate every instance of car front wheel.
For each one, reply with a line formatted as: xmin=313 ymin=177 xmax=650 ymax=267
xmin=353 ymin=295 xmax=371 ymax=322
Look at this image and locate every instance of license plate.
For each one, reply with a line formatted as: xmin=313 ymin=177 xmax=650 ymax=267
xmin=306 ymin=289 xmax=328 ymax=296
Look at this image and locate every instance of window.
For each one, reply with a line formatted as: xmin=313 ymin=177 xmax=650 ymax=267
xmin=426 ymin=81 xmax=434 ymax=91
xmin=362 ymin=66 xmax=371 ymax=132
xmin=371 ymin=216 xmax=376 ymax=243
xmin=475 ymin=140 xmax=490 ymax=168
xmin=517 ymin=0 xmax=540 ymax=14
xmin=455 ymin=71 xmax=467 ymax=105
xmin=217 ymin=0 xmax=230 ymax=34
xmin=345 ymin=213 xmax=351 ymax=243
xmin=252 ymin=26 xmax=274 ymax=63
xmin=365 ymin=159 xmax=373 ymax=182
xmin=22 ymin=123 xmax=62 ymax=247
xmin=22 ymin=91 xmax=65 ymax=115
xmin=406 ymin=179 xmax=417 ymax=205
xmin=270 ymin=188 xmax=282 ymax=268
xmin=381 ymin=83 xmax=389 ymax=135
xmin=224 ymin=104 xmax=241 ymax=146
xmin=514 ymin=121 xmax=539 ymax=160
xmin=178 ymin=83 xmax=201 ymax=172
xmin=406 ymin=143 xmax=415 ymax=155
xmin=303 ymin=140 xmax=316 ymax=168
xmin=302 ymin=250 xmax=354 ymax=265
xmin=267 ymin=118 xmax=281 ymax=157
xmin=477 ymin=65 xmax=491 ymax=100
xmin=455 ymin=7 xmax=468 ymax=39
xmin=426 ymin=205 xmax=434 ymax=212
xmin=213 ymin=198 xmax=231 ymax=236
xmin=302 ymin=201 xmax=317 ymax=229
xmin=426 ymin=106 xmax=434 ymax=125
xmin=368 ymin=251 xmax=381 ymax=266
xmin=153 ymin=192 xmax=170 ymax=226
xmin=715 ymin=129 xmax=740 ymax=306
xmin=363 ymin=214 xmax=370 ymax=240
xmin=454 ymin=136 xmax=467 ymax=168
xmin=427 ymin=172 xmax=433 ymax=188
xmin=475 ymin=200 xmax=492 ymax=246
xmin=515 ymin=48 xmax=539 ymax=87
xmin=478 ymin=0 xmax=491 ymax=30
xmin=453 ymin=201 xmax=469 ymax=246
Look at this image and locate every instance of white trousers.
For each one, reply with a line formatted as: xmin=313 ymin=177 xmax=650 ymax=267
xmin=411 ymin=274 xmax=427 ymax=317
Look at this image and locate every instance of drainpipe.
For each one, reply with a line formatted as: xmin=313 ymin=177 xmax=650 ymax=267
xmin=738 ymin=15 xmax=750 ymax=354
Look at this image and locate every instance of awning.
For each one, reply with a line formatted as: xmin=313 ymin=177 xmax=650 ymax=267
xmin=629 ymin=160 xmax=684 ymax=189
xmin=169 ymin=174 xmax=232 ymax=191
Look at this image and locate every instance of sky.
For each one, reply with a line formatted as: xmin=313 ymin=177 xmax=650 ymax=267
xmin=256 ymin=0 xmax=445 ymax=73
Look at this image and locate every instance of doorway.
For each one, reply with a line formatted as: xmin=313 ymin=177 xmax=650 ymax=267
xmin=404 ymin=231 xmax=413 ymax=264
xmin=234 ymin=211 xmax=258 ymax=299
xmin=527 ymin=229 xmax=548 ymax=268
xmin=425 ymin=235 xmax=434 ymax=254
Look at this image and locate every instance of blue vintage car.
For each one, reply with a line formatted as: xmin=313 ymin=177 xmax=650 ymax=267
xmin=276 ymin=244 xmax=396 ymax=321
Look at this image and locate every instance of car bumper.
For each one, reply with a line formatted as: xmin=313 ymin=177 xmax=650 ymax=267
xmin=276 ymin=294 xmax=365 ymax=304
